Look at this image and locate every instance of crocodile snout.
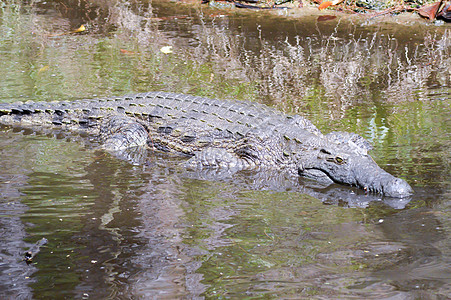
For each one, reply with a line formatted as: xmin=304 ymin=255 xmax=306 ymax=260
xmin=383 ymin=177 xmax=414 ymax=198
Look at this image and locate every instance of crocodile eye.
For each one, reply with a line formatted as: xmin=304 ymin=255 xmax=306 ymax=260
xmin=335 ymin=156 xmax=345 ymax=165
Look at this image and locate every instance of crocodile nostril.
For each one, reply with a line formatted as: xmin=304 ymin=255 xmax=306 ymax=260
xmin=320 ymin=149 xmax=331 ymax=155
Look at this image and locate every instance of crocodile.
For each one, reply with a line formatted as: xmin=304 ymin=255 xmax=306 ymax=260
xmin=0 ymin=91 xmax=413 ymax=198
xmin=24 ymin=238 xmax=48 ymax=263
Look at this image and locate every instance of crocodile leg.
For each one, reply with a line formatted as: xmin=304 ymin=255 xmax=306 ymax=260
xmin=184 ymin=147 xmax=251 ymax=171
xmin=100 ymin=115 xmax=150 ymax=151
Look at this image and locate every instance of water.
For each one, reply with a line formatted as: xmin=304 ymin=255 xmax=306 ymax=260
xmin=0 ymin=0 xmax=450 ymax=298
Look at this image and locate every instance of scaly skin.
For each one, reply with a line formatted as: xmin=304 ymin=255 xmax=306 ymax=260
xmin=0 ymin=92 xmax=413 ymax=198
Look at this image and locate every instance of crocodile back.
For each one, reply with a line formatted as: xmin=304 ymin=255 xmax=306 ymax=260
xmin=0 ymin=92 xmax=322 ymax=141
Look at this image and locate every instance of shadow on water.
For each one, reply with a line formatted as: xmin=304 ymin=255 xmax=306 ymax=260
xmin=0 ymin=0 xmax=450 ymax=298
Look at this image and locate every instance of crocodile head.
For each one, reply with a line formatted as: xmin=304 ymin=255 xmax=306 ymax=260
xmin=297 ymin=132 xmax=413 ymax=198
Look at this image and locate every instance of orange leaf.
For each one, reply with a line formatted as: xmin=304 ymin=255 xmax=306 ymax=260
xmin=72 ymin=25 xmax=86 ymax=33
xmin=120 ymin=49 xmax=136 ymax=55
xmin=48 ymin=24 xmax=86 ymax=37
xmin=318 ymin=1 xmax=332 ymax=10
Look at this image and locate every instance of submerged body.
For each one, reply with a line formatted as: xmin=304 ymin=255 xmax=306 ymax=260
xmin=0 ymin=92 xmax=413 ymax=197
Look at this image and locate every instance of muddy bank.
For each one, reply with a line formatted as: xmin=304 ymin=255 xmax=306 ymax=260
xmin=174 ymin=0 xmax=451 ymax=26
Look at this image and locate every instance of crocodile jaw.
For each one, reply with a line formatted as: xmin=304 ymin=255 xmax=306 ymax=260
xmin=352 ymin=162 xmax=414 ymax=198
xmin=379 ymin=177 xmax=414 ymax=198
xmin=298 ymin=153 xmax=413 ymax=198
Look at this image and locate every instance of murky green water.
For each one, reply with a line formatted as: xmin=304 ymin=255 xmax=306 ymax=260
xmin=0 ymin=0 xmax=450 ymax=298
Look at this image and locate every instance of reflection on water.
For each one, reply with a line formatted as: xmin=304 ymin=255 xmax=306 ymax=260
xmin=0 ymin=0 xmax=450 ymax=299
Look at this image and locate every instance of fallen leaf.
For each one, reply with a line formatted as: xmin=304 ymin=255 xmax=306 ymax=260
xmin=418 ymin=1 xmax=443 ymax=20
xmin=73 ymin=25 xmax=86 ymax=33
xmin=49 ymin=24 xmax=87 ymax=37
xmin=209 ymin=14 xmax=226 ymax=18
xmin=318 ymin=1 xmax=332 ymax=10
xmin=37 ymin=65 xmax=49 ymax=75
xmin=120 ymin=49 xmax=136 ymax=55
xmin=160 ymin=46 xmax=173 ymax=54
xmin=317 ymin=15 xmax=337 ymax=21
